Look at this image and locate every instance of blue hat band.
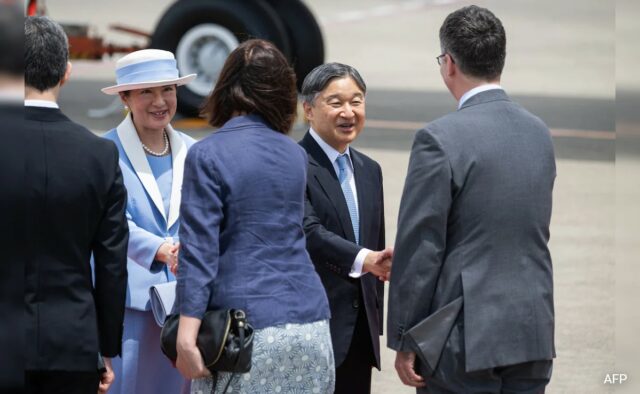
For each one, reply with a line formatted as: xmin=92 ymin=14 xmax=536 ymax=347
xmin=116 ymin=59 xmax=180 ymax=85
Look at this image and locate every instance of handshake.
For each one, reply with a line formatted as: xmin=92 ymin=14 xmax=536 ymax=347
xmin=363 ymin=247 xmax=394 ymax=281
xmin=156 ymin=241 xmax=181 ymax=275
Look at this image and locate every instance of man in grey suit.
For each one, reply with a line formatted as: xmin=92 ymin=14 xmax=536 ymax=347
xmin=387 ymin=6 xmax=556 ymax=393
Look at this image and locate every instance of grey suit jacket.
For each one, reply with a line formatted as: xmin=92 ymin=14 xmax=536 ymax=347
xmin=387 ymin=89 xmax=556 ymax=372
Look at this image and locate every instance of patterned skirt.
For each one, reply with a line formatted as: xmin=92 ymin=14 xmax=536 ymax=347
xmin=191 ymin=319 xmax=335 ymax=394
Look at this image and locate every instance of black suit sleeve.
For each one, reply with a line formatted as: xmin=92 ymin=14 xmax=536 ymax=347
xmin=387 ymin=127 xmax=451 ymax=351
xmin=92 ymin=143 xmax=129 ymax=358
xmin=376 ymin=164 xmax=385 ymax=335
xmin=303 ymin=188 xmax=362 ymax=278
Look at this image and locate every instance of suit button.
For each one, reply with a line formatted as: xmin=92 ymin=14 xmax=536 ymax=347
xmin=352 ymin=299 xmax=360 ymax=309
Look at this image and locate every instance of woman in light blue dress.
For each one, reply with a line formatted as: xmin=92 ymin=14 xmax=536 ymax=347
xmin=101 ymin=49 xmax=197 ymax=394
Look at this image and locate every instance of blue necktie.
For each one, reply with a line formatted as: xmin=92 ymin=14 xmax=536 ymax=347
xmin=336 ymin=154 xmax=359 ymax=244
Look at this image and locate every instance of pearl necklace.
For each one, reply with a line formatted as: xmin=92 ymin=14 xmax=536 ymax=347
xmin=141 ymin=130 xmax=170 ymax=156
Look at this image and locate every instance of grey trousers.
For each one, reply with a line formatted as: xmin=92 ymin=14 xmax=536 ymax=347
xmin=417 ymin=319 xmax=552 ymax=394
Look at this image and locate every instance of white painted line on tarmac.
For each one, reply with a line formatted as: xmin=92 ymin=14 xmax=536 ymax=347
xmin=320 ymin=0 xmax=464 ymax=26
xmin=366 ymin=119 xmax=425 ymax=130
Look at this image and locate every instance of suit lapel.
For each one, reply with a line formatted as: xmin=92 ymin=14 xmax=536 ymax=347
xmin=116 ymin=113 xmax=166 ymax=223
xmin=302 ymin=132 xmax=356 ymax=242
xmin=166 ymin=124 xmax=186 ymax=229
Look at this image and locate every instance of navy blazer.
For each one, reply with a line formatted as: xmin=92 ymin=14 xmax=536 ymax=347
xmin=23 ymin=106 xmax=128 ymax=371
xmin=177 ymin=114 xmax=330 ymax=329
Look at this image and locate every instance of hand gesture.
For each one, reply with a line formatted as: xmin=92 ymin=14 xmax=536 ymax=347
xmin=155 ymin=242 xmax=180 ymax=274
xmin=363 ymin=247 xmax=393 ymax=281
xmin=170 ymin=242 xmax=180 ymax=275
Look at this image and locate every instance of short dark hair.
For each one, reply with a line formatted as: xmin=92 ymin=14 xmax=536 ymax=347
xmin=439 ymin=6 xmax=506 ymax=80
xmin=25 ymin=16 xmax=69 ymax=91
xmin=301 ymin=62 xmax=366 ymax=105
xmin=202 ymin=39 xmax=297 ymax=134
xmin=0 ymin=3 xmax=24 ymax=77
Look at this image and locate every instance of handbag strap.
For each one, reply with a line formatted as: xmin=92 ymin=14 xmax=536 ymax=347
xmin=211 ymin=310 xmax=249 ymax=394
xmin=211 ymin=372 xmax=235 ymax=394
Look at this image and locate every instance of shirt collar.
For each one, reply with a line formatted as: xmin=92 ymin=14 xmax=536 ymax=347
xmin=24 ymin=99 xmax=59 ymax=109
xmin=309 ymin=127 xmax=351 ymax=164
xmin=458 ymin=84 xmax=503 ymax=109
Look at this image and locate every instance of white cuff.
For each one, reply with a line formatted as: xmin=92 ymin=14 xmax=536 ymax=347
xmin=349 ymin=248 xmax=371 ymax=278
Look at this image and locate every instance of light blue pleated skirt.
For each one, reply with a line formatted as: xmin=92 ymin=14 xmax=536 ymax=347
xmin=110 ymin=309 xmax=189 ymax=394
xmin=191 ymin=319 xmax=335 ymax=394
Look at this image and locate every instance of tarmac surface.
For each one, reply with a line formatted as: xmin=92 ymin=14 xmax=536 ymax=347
xmin=50 ymin=0 xmax=630 ymax=392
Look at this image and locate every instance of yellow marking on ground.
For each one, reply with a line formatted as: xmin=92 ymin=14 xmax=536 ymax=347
xmin=550 ymin=128 xmax=614 ymax=140
xmin=173 ymin=117 xmax=209 ymax=129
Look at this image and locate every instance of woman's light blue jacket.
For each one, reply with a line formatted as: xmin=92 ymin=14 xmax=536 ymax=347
xmin=104 ymin=114 xmax=195 ymax=310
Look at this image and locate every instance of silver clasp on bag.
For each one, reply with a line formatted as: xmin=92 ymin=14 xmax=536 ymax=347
xmin=234 ymin=310 xmax=246 ymax=328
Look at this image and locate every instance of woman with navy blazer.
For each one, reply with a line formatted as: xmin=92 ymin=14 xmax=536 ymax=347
xmin=175 ymin=39 xmax=334 ymax=393
xmin=101 ymin=49 xmax=196 ymax=394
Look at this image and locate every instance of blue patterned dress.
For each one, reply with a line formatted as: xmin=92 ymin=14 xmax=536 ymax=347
xmin=191 ymin=320 xmax=335 ymax=394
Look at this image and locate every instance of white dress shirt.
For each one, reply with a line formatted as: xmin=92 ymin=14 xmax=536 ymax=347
xmin=309 ymin=128 xmax=370 ymax=278
xmin=24 ymin=99 xmax=59 ymax=108
xmin=458 ymin=84 xmax=503 ymax=109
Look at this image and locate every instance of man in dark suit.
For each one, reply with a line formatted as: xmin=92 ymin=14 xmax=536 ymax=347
xmin=23 ymin=16 xmax=129 ymax=394
xmin=0 ymin=2 xmax=26 ymax=391
xmin=388 ymin=6 xmax=556 ymax=393
xmin=300 ymin=63 xmax=392 ymax=394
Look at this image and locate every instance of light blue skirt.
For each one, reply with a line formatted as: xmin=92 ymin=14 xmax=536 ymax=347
xmin=110 ymin=308 xmax=189 ymax=394
xmin=191 ymin=319 xmax=335 ymax=394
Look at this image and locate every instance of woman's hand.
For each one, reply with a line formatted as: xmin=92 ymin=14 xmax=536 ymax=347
xmin=176 ymin=343 xmax=210 ymax=379
xmin=155 ymin=242 xmax=180 ymax=272
xmin=176 ymin=315 xmax=211 ymax=379
xmin=170 ymin=242 xmax=180 ymax=275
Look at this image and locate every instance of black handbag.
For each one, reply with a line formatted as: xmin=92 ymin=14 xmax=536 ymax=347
xmin=161 ymin=309 xmax=254 ymax=392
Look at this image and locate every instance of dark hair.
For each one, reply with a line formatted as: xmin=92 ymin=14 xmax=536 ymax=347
xmin=0 ymin=3 xmax=23 ymax=77
xmin=25 ymin=16 xmax=69 ymax=91
xmin=439 ymin=5 xmax=506 ymax=80
xmin=202 ymin=39 xmax=297 ymax=134
xmin=301 ymin=62 xmax=366 ymax=105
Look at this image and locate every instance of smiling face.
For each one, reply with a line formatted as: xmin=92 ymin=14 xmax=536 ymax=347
xmin=303 ymin=77 xmax=365 ymax=153
xmin=120 ymin=84 xmax=177 ymax=134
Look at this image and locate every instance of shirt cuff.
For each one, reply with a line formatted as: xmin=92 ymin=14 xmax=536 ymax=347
xmin=349 ymin=248 xmax=371 ymax=278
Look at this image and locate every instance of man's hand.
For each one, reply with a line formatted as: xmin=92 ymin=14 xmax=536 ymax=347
xmin=363 ymin=247 xmax=393 ymax=281
xmin=395 ymin=351 xmax=426 ymax=388
xmin=98 ymin=357 xmax=115 ymax=393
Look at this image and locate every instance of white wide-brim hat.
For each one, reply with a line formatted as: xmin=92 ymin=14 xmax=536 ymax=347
xmin=101 ymin=49 xmax=196 ymax=95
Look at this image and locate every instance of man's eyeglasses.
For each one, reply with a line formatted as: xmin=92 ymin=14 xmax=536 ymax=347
xmin=436 ymin=53 xmax=454 ymax=65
